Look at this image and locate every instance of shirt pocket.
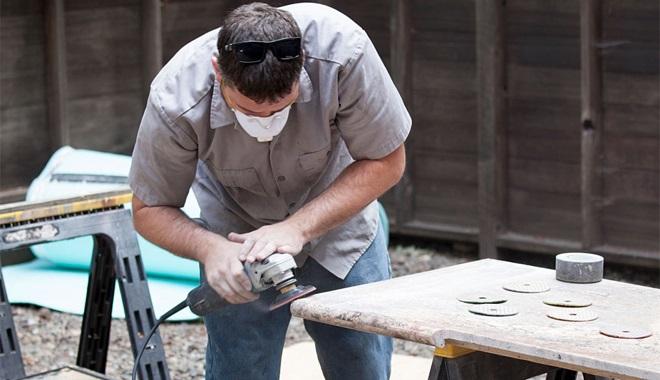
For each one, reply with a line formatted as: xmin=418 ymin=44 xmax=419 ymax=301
xmin=212 ymin=165 xmax=268 ymax=197
xmin=298 ymin=146 xmax=331 ymax=186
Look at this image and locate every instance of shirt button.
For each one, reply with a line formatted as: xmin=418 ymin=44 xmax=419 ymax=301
xmin=278 ymin=176 xmax=286 ymax=182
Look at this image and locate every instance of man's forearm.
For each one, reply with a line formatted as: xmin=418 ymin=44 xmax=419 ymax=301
xmin=132 ymin=200 xmax=227 ymax=263
xmin=286 ymin=144 xmax=406 ymax=242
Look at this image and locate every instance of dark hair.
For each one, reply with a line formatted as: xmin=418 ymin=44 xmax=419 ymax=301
xmin=217 ymin=3 xmax=303 ymax=103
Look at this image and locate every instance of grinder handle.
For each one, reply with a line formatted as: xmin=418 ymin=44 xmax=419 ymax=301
xmin=186 ymin=282 xmax=231 ymax=316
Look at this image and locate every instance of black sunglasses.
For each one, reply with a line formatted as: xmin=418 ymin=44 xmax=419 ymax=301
xmin=224 ymin=37 xmax=301 ymax=64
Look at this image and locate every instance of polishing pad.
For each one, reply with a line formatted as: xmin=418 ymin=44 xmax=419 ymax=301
xmin=271 ymin=285 xmax=317 ymax=311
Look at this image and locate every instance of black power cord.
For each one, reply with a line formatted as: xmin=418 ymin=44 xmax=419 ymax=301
xmin=131 ymin=299 xmax=188 ymax=380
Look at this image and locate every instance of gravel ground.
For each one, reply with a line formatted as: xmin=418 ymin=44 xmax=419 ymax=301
xmin=10 ymin=239 xmax=659 ymax=379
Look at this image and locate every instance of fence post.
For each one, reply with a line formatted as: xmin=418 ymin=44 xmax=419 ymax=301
xmin=142 ymin=0 xmax=163 ymax=102
xmin=476 ymin=0 xmax=506 ymax=259
xmin=390 ymin=0 xmax=414 ymax=228
xmin=45 ymin=0 xmax=69 ymax=150
xmin=580 ymin=0 xmax=603 ymax=250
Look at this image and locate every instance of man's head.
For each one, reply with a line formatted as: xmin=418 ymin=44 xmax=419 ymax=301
xmin=214 ymin=3 xmax=303 ymax=115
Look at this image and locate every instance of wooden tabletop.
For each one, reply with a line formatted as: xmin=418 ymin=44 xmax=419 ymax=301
xmin=291 ymin=259 xmax=660 ymax=380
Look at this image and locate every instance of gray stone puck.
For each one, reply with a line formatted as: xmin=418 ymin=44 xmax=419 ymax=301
xmin=542 ymin=294 xmax=592 ymax=308
xmin=468 ymin=304 xmax=518 ymax=317
xmin=502 ymin=281 xmax=551 ymax=293
xmin=547 ymin=309 xmax=598 ymax=322
xmin=457 ymin=292 xmax=508 ymax=304
xmin=555 ymin=252 xmax=604 ymax=283
xmin=599 ymin=324 xmax=653 ymax=339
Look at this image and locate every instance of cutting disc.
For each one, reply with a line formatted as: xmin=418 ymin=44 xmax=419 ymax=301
xmin=457 ymin=292 xmax=508 ymax=304
xmin=547 ymin=309 xmax=598 ymax=322
xmin=503 ymin=281 xmax=550 ymax=294
xmin=599 ymin=324 xmax=653 ymax=339
xmin=468 ymin=304 xmax=518 ymax=317
xmin=542 ymin=294 xmax=592 ymax=307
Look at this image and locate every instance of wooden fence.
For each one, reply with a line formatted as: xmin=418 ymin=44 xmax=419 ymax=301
xmin=1 ymin=0 xmax=658 ymax=266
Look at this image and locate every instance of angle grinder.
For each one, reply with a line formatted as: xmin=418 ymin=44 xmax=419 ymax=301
xmin=132 ymin=253 xmax=316 ymax=380
xmin=187 ymin=253 xmax=317 ymax=314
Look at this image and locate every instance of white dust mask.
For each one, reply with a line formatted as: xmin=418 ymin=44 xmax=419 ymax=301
xmin=232 ymin=105 xmax=291 ymax=142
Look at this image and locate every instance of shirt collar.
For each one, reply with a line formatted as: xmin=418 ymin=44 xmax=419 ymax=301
xmin=210 ymin=67 xmax=313 ymax=130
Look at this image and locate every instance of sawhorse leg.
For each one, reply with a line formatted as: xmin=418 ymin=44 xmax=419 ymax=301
xmin=1 ymin=208 xmax=170 ymax=380
xmin=0 ymin=259 xmax=25 ymax=380
xmin=428 ymin=345 xmax=614 ymax=380
xmin=428 ymin=345 xmax=552 ymax=380
xmin=76 ymin=210 xmax=170 ymax=380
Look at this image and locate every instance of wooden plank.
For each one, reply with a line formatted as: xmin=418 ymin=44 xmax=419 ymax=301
xmin=142 ymin=0 xmax=162 ymax=101
xmin=291 ymin=259 xmax=660 ymax=379
xmin=603 ymin=168 xmax=658 ymax=202
xmin=0 ymin=188 xmax=28 ymax=205
xmin=505 ymin=0 xmax=581 ymax=253
xmin=394 ymin=220 xmax=478 ymax=243
xmin=508 ymin=188 xmax=581 ymax=241
xmin=0 ymin=1 xmax=49 ymax=192
xmin=506 ymin=0 xmax=580 ymax=70
xmin=67 ymin=65 xmax=142 ymax=99
xmin=390 ymin=0 xmax=413 ymax=228
xmin=331 ymin=0 xmax=390 ymax=66
xmin=508 ymin=134 xmax=580 ymax=164
xmin=603 ymin=135 xmax=658 ymax=171
xmin=0 ymin=105 xmax=51 ymax=189
xmin=601 ymin=199 xmax=659 ymax=249
xmin=601 ymin=0 xmax=658 ymax=75
xmin=1 ymin=73 xmax=47 ymax=110
xmin=598 ymin=0 xmax=659 ymax=258
xmin=476 ymin=0 xmax=505 ymax=259
xmin=412 ymin=152 xmax=478 ymax=229
xmin=63 ymin=3 xmax=143 ymax=155
xmin=67 ymin=93 xmax=143 ymax=153
xmin=497 ymin=231 xmax=582 ymax=254
xmin=45 ymin=0 xmax=69 ymax=149
xmin=0 ymin=189 xmax=131 ymax=225
xmin=508 ymin=159 xmax=581 ymax=194
xmin=580 ymin=0 xmax=602 ymax=250
xmin=497 ymin=231 xmax=658 ymax=267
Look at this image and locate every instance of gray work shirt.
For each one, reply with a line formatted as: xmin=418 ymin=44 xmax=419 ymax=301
xmin=129 ymin=3 xmax=411 ymax=279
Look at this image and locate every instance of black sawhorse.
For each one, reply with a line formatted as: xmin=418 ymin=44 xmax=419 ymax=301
xmin=0 ymin=190 xmax=169 ymax=380
xmin=428 ymin=345 xmax=612 ymax=380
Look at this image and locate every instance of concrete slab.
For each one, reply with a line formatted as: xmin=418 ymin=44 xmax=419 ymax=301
xmin=281 ymin=341 xmax=431 ymax=380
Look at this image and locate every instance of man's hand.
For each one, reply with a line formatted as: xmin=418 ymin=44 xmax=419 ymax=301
xmin=227 ymin=221 xmax=307 ymax=263
xmin=201 ymin=237 xmax=259 ymax=304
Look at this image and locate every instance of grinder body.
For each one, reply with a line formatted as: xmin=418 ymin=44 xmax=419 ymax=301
xmin=187 ymin=253 xmax=314 ymax=316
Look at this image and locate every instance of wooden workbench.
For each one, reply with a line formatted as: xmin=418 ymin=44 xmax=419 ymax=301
xmin=291 ymin=259 xmax=660 ymax=380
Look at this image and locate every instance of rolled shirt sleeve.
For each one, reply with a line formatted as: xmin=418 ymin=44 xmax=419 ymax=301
xmin=335 ymin=36 xmax=412 ymax=160
xmin=128 ymin=95 xmax=198 ymax=208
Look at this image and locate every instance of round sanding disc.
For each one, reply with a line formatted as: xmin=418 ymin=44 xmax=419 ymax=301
xmin=547 ymin=309 xmax=598 ymax=322
xmin=468 ymin=304 xmax=518 ymax=317
xmin=599 ymin=324 xmax=653 ymax=339
xmin=503 ymin=281 xmax=551 ymax=294
xmin=457 ymin=292 xmax=508 ymax=304
xmin=542 ymin=294 xmax=592 ymax=308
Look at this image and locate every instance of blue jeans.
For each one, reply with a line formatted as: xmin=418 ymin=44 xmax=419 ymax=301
xmin=203 ymin=221 xmax=393 ymax=380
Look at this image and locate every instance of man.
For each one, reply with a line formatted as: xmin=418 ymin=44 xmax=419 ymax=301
xmin=129 ymin=2 xmax=411 ymax=379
